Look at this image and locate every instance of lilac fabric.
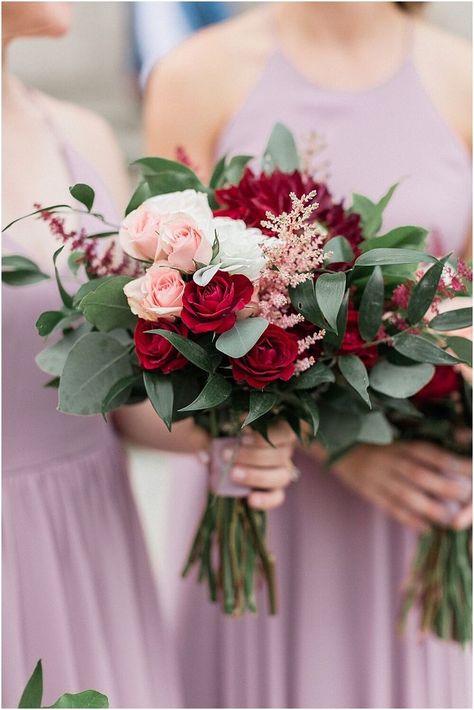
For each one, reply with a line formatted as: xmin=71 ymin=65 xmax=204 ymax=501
xmin=2 ymin=141 xmax=181 ymax=707
xmin=166 ymin=51 xmax=472 ymax=708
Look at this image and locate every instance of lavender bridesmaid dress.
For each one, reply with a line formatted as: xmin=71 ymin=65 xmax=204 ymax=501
xmin=2 ymin=126 xmax=181 ymax=707
xmin=166 ymin=47 xmax=472 ymax=708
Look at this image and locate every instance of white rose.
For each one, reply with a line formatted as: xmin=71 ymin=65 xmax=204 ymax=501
xmin=211 ymin=217 xmax=266 ymax=282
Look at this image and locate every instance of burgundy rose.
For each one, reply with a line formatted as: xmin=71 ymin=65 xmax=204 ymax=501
xmin=134 ymin=318 xmax=188 ymax=373
xmin=181 ymin=270 xmax=254 ymax=334
xmin=414 ymin=366 xmax=462 ymax=402
xmin=230 ymin=323 xmax=299 ymax=389
xmin=339 ymin=308 xmax=380 ymax=368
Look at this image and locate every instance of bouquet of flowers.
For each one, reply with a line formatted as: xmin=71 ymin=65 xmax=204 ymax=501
xmin=3 ymin=124 xmax=471 ymax=640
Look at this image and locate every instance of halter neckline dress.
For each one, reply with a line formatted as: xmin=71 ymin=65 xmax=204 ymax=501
xmin=2 ymin=105 xmax=181 ymax=708
xmin=165 ymin=44 xmax=472 ymax=709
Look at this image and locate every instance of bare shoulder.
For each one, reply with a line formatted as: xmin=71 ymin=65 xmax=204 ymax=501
xmin=41 ymin=94 xmax=130 ymax=210
xmin=414 ymin=18 xmax=471 ymax=146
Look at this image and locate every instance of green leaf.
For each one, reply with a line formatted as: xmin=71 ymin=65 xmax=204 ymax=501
xmin=67 ymin=251 xmax=84 ymax=276
xmin=429 ymin=307 xmax=472 ymax=331
xmin=242 ymin=391 xmax=279 ymax=427
xmin=323 ymin=291 xmax=350 ymax=350
xmin=125 ymin=181 xmax=152 ymax=215
xmin=393 ymin=332 xmax=460 ymax=365
xmin=59 ymin=333 xmax=132 ymax=415
xmin=357 ymin=411 xmax=393 ymax=444
xmin=85 ymin=231 xmax=118 ymax=240
xmin=209 ymin=155 xmax=227 ymax=189
xmin=338 ymin=355 xmax=371 ymax=407
xmin=358 ymin=266 xmax=384 ymax=341
xmin=445 ymin=336 xmax=472 ymax=367
xmin=72 ymin=276 xmax=111 ymax=308
xmin=223 ymin=155 xmax=253 ymax=185
xmin=53 ymin=247 xmax=73 ymax=309
xmin=215 ymin=317 xmax=268 ymax=358
xmin=360 ymin=225 xmax=428 ymax=253
xmin=80 ymin=276 xmax=136 ymax=332
xmin=18 ymin=660 xmax=43 ymax=709
xmin=36 ymin=311 xmax=66 ymax=337
xmin=315 ymin=272 xmax=346 ymax=332
xmin=369 ymin=361 xmax=435 ymax=398
xmin=354 ymin=248 xmax=437 ymax=268
xmin=2 ymin=255 xmax=49 ymax=286
xmin=146 ymin=329 xmax=212 ymax=371
xmin=317 ymin=402 xmax=362 ymax=451
xmin=69 ymin=183 xmax=95 ymax=212
xmin=143 ymin=370 xmax=174 ymax=430
xmin=294 ymin=362 xmax=335 ymax=390
xmin=262 ymin=122 xmax=299 ymax=173
xmin=352 ymin=183 xmax=399 ymax=238
xmin=324 ymin=236 xmax=354 ymax=264
xmin=101 ymin=374 xmax=140 ymax=414
xmin=299 ymin=393 xmax=320 ymax=436
xmin=48 ymin=690 xmax=109 ymax=708
xmin=179 ymin=373 xmax=232 ymax=412
xmin=289 ymin=279 xmax=324 ymax=326
xmin=407 ymin=259 xmax=446 ymax=324
xmin=36 ymin=323 xmax=93 ymax=376
xmin=133 ymin=156 xmax=201 ymax=182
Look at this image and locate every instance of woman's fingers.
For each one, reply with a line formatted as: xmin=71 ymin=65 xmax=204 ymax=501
xmin=234 ymin=443 xmax=293 ymax=469
xmin=399 ymin=441 xmax=455 ymax=473
xmin=383 ymin=474 xmax=451 ymax=526
xmin=248 ymin=487 xmax=286 ymax=511
xmin=452 ymin=501 xmax=473 ymax=530
xmin=231 ymin=465 xmax=292 ymax=489
xmin=241 ymin=421 xmax=296 ymax=449
xmin=395 ymin=458 xmax=470 ymax=502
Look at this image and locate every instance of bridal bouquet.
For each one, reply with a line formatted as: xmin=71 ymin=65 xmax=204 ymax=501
xmin=3 ymin=124 xmax=471 ymax=639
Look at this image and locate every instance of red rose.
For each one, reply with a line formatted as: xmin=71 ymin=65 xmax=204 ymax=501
xmin=181 ymin=270 xmax=253 ymax=334
xmin=134 ymin=318 xmax=188 ymax=373
xmin=230 ymin=323 xmax=299 ymax=389
xmin=414 ymin=365 xmax=462 ymax=402
xmin=339 ymin=308 xmax=380 ymax=368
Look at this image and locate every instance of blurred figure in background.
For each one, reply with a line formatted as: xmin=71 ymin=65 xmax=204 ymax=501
xmin=144 ymin=1 xmax=472 ymax=707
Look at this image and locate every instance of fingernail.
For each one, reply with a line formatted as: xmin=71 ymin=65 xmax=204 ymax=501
xmin=222 ymin=448 xmax=234 ymax=462
xmin=231 ymin=467 xmax=246 ymax=482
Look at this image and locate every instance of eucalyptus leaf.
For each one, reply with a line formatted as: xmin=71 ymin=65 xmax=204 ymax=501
xmin=354 ymin=248 xmax=437 ymax=268
xmin=193 ymin=263 xmax=221 ymax=286
xmin=242 ymin=391 xmax=279 ymax=427
xmin=143 ymin=370 xmax=174 ymax=430
xmin=358 ymin=266 xmax=384 ymax=341
xmin=146 ymin=329 xmax=212 ymax=371
xmin=215 ymin=318 xmax=268 ymax=358
xmin=338 ymin=355 xmax=371 ymax=407
xmin=317 ymin=402 xmax=362 ymax=451
xmin=294 ymin=362 xmax=335 ymax=390
xmin=69 ymin=183 xmax=95 ymax=212
xmin=393 ymin=332 xmax=460 ymax=365
xmin=179 ymin=373 xmax=232 ymax=412
xmin=59 ymin=333 xmax=132 ymax=415
xmin=315 ymin=272 xmax=346 ymax=332
xmin=18 ymin=660 xmax=43 ymax=709
xmin=48 ymin=690 xmax=109 ymax=708
xmin=445 ymin=335 xmax=472 ymax=367
xmin=36 ymin=311 xmax=66 ymax=337
xmin=357 ymin=411 xmax=393 ymax=444
xmin=36 ymin=323 xmax=93 ymax=376
xmin=369 ymin=361 xmax=435 ymax=398
xmin=262 ymin=122 xmax=299 ymax=173
xmin=429 ymin=307 xmax=472 ymax=331
xmin=101 ymin=374 xmax=140 ymax=414
xmin=80 ymin=276 xmax=136 ymax=331
xmin=72 ymin=276 xmax=111 ymax=308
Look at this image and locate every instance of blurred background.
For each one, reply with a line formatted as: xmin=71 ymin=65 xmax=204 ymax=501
xmin=7 ymin=0 xmax=473 ymax=623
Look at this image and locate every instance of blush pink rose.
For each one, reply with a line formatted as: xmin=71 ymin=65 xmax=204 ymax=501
xmin=123 ymin=263 xmax=185 ymax=322
xmin=119 ymin=203 xmax=162 ymax=261
xmin=156 ymin=212 xmax=212 ymax=273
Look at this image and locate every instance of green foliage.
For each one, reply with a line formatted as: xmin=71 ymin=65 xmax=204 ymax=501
xmin=18 ymin=660 xmax=43 ymax=708
xmin=351 ymin=183 xmax=398 ymax=238
xmin=289 ymin=279 xmax=325 ymax=327
xmin=393 ymin=332 xmax=461 ymax=365
xmin=445 ymin=336 xmax=472 ymax=367
xmin=2 ymin=255 xmax=49 ymax=286
xmin=242 ymin=391 xmax=279 ymax=427
xmin=143 ymin=370 xmax=174 ymax=430
xmin=209 ymin=155 xmax=227 ymax=189
xmin=293 ymin=362 xmax=335 ymax=390
xmin=219 ymin=155 xmax=253 ymax=187
xmin=429 ymin=307 xmax=472 ymax=331
xmin=79 ymin=276 xmax=136 ymax=332
xmin=315 ymin=272 xmax=346 ymax=332
xmin=369 ymin=361 xmax=435 ymax=398
xmin=262 ymin=122 xmax=299 ymax=173
xmin=72 ymin=276 xmax=111 ymax=308
xmin=298 ymin=392 xmax=320 ymax=436
xmin=215 ymin=318 xmax=268 ymax=358
xmin=357 ymin=411 xmax=393 ymax=445
xmin=59 ymin=333 xmax=132 ymax=415
xmin=36 ymin=309 xmax=82 ymax=337
xmin=67 ymin=251 xmax=85 ymax=276
xmin=322 ymin=291 xmax=349 ymax=350
xmin=146 ymin=329 xmax=213 ymax=371
xmin=324 ymin=236 xmax=354 ymax=264
xmin=36 ymin=323 xmax=93 ymax=377
xmin=317 ymin=401 xmax=362 ymax=452
xmin=338 ymin=355 xmax=371 ymax=407
xmin=101 ymin=374 xmax=141 ymax=414
xmin=360 ymin=225 xmax=428 ymax=253
xmin=53 ymin=247 xmax=73 ymax=309
xmin=355 ymin=248 xmax=437 ymax=268
xmin=179 ymin=373 xmax=232 ymax=412
xmin=407 ymin=259 xmax=446 ymax=325
xmin=69 ymin=183 xmax=95 ymax=212
xmin=18 ymin=660 xmax=108 ymax=709
xmin=358 ymin=266 xmax=384 ymax=341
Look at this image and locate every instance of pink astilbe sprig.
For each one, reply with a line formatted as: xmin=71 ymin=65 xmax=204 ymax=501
xmin=34 ymin=204 xmax=141 ymax=278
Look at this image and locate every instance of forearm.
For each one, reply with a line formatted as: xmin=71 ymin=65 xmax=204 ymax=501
xmin=113 ymin=400 xmax=209 ymax=453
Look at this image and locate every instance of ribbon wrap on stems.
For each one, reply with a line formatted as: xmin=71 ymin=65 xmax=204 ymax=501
xmin=182 ymin=436 xmax=277 ymax=616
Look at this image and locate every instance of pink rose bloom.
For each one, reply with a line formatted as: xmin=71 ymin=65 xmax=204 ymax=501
xmin=119 ymin=203 xmax=162 ymax=261
xmin=156 ymin=213 xmax=212 ymax=273
xmin=123 ymin=263 xmax=185 ymax=321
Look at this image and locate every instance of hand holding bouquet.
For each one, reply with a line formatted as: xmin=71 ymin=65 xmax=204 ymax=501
xmin=3 ymin=124 xmax=471 ymax=640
